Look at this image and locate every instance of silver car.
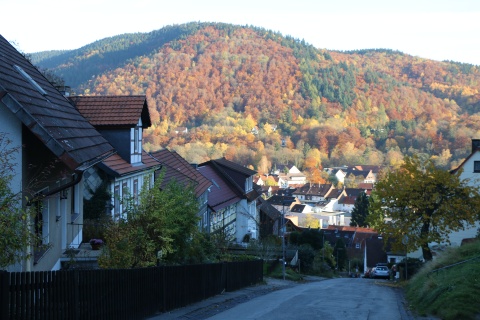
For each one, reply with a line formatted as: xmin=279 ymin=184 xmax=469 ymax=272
xmin=372 ymin=265 xmax=390 ymax=279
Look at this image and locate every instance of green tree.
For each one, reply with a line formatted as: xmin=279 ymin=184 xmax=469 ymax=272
xmin=350 ymin=192 xmax=369 ymax=227
xmin=99 ymin=171 xmax=200 ymax=268
xmin=302 ymin=214 xmax=320 ymax=229
xmin=289 ymin=229 xmax=323 ymax=250
xmin=368 ymin=156 xmax=480 ymax=261
xmin=0 ymin=133 xmax=42 ymax=269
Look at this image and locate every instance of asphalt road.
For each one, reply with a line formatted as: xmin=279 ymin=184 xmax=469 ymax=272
xmin=206 ymin=277 xmax=412 ymax=320
xmin=150 ymin=277 xmax=439 ymax=320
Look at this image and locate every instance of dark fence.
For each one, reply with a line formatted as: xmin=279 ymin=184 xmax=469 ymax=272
xmin=0 ymin=260 xmax=263 ymax=320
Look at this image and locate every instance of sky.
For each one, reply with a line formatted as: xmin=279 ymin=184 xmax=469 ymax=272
xmin=2 ymin=0 xmax=480 ymax=65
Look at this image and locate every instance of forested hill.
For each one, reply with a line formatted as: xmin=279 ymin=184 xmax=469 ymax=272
xmin=31 ymin=22 xmax=480 ymax=180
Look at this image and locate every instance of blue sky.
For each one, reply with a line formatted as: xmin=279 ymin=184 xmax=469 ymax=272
xmin=2 ymin=0 xmax=480 ymax=65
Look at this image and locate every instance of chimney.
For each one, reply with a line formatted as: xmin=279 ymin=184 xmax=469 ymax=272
xmin=55 ymin=85 xmax=71 ymax=97
xmin=472 ymin=139 xmax=480 ymax=152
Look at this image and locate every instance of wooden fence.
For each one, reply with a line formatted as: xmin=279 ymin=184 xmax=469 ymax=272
xmin=0 ymin=260 xmax=263 ymax=320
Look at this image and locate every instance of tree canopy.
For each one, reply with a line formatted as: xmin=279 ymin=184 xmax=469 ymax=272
xmin=98 ymin=171 xmax=205 ymax=268
xmin=368 ymin=156 xmax=480 ymax=261
xmin=0 ymin=133 xmax=42 ymax=269
xmin=350 ymin=191 xmax=370 ymax=227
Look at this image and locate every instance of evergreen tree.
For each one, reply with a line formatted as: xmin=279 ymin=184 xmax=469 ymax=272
xmin=350 ymin=192 xmax=369 ymax=227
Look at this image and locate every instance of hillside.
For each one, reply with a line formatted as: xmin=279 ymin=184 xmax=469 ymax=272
xmin=406 ymin=239 xmax=480 ymax=320
xmin=32 ymin=22 xmax=480 ymax=179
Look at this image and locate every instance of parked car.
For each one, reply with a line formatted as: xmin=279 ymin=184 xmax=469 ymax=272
xmin=372 ymin=265 xmax=390 ymax=279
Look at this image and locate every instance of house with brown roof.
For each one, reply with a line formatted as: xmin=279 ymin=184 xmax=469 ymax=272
xmin=149 ymin=149 xmax=212 ymax=230
xmin=0 ymin=35 xmax=115 ymax=271
xmin=197 ymin=158 xmax=261 ymax=242
xmin=335 ymin=188 xmax=364 ymax=213
xmin=292 ymin=183 xmax=333 ymax=204
xmin=70 ymin=95 xmax=162 ymax=219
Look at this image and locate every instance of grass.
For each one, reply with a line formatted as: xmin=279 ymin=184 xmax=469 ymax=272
xmin=405 ymin=240 xmax=480 ymax=320
xmin=265 ymin=262 xmax=305 ymax=281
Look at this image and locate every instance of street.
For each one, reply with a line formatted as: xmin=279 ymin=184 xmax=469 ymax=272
xmin=206 ymin=278 xmax=412 ymax=320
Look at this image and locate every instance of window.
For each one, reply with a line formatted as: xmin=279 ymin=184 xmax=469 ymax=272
xmin=133 ymin=179 xmax=138 ymax=202
xmin=474 ymin=161 xmax=480 ymax=173
xmin=245 ymin=177 xmax=253 ymax=192
xmin=34 ymin=192 xmax=49 ymax=245
xmin=114 ymin=185 xmax=120 ymax=216
xmin=122 ymin=182 xmax=128 ymax=199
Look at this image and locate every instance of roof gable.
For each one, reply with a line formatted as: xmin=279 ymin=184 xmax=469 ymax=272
xmin=149 ymin=149 xmax=212 ymax=197
xmin=70 ymin=95 xmax=151 ymax=128
xmin=197 ymin=163 xmax=241 ymax=211
xmin=99 ymin=150 xmax=160 ymax=177
xmin=0 ymin=35 xmax=113 ymax=170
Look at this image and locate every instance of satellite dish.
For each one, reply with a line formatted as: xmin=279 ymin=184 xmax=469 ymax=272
xmin=402 ymin=235 xmax=409 ymax=245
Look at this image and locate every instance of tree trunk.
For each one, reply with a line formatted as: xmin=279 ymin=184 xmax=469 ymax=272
xmin=421 ymin=221 xmax=433 ymax=261
xmin=421 ymin=243 xmax=433 ymax=261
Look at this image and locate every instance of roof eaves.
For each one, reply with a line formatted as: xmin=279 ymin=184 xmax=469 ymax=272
xmin=210 ymin=160 xmax=245 ymax=197
xmin=1 ymin=91 xmax=80 ymax=169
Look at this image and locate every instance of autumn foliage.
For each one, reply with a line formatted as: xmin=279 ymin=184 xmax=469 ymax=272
xmin=33 ymin=22 xmax=480 ymax=173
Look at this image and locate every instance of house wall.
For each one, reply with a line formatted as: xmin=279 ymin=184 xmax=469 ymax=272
xmin=130 ymin=120 xmax=142 ymax=164
xmin=99 ymin=129 xmax=131 ymax=163
xmin=108 ymin=171 xmax=155 ymax=218
xmin=235 ymin=199 xmax=258 ymax=242
xmin=211 ymin=204 xmax=237 ymax=241
xmin=1 ymin=104 xmax=23 ymax=272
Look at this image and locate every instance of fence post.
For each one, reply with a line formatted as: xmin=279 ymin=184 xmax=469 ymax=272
xmin=73 ymin=270 xmax=80 ymax=320
xmin=0 ymin=271 xmax=9 ymax=320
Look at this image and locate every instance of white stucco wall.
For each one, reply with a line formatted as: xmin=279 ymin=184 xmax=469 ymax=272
xmin=0 ymin=103 xmax=22 ymax=196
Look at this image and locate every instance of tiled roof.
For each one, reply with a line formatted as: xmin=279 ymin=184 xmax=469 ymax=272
xmin=325 ymin=188 xmax=344 ymax=199
xmin=99 ymin=150 xmax=161 ymax=177
xmin=293 ymin=183 xmax=332 ymax=196
xmin=338 ymin=194 xmax=357 ymax=205
xmin=358 ymin=183 xmax=374 ymax=190
xmin=70 ymin=95 xmax=151 ymax=127
xmin=197 ymin=164 xmax=241 ymax=212
xmin=200 ymin=157 xmax=260 ymax=201
xmin=149 ymin=149 xmax=211 ymax=198
xmin=0 ymin=35 xmax=113 ymax=170
xmin=257 ymin=197 xmax=281 ymax=220
xmin=210 ymin=157 xmax=257 ymax=177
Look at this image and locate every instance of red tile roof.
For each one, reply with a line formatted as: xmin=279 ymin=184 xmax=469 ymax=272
xmin=70 ymin=95 xmax=151 ymax=127
xmin=0 ymin=35 xmax=113 ymax=170
xmin=100 ymin=150 xmax=160 ymax=177
xmin=149 ymin=149 xmax=212 ymax=197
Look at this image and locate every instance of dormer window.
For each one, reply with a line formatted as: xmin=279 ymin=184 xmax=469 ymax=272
xmin=245 ymin=176 xmax=253 ymax=192
xmin=131 ymin=119 xmax=142 ymax=164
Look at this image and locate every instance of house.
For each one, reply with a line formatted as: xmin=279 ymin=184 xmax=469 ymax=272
xmin=323 ymin=226 xmax=389 ymax=273
xmin=257 ymin=197 xmax=281 ymax=238
xmin=174 ymin=127 xmax=188 ymax=134
xmin=353 ymin=165 xmax=383 ymax=183
xmin=282 ymin=165 xmax=307 ymax=187
xmin=325 ymin=165 xmax=382 ymax=185
xmin=149 ymin=149 xmax=212 ymax=231
xmin=435 ymin=139 xmax=480 ymax=249
xmin=358 ymin=183 xmax=374 ymax=195
xmin=197 ymin=158 xmax=261 ymax=242
xmin=335 ymin=188 xmax=364 ymax=213
xmin=293 ymin=183 xmax=333 ymax=204
xmin=0 ymin=35 xmax=114 ymax=271
xmin=70 ymin=95 xmax=162 ymax=219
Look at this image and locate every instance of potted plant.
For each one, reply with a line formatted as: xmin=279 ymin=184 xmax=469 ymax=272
xmin=89 ymin=239 xmax=104 ymax=250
